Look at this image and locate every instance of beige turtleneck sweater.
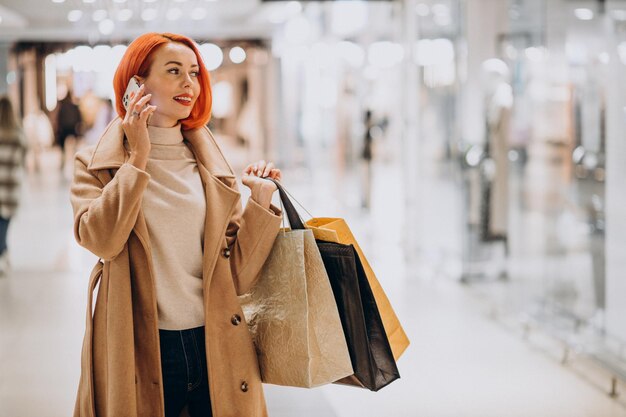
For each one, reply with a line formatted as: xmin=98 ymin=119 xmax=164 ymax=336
xmin=143 ymin=123 xmax=206 ymax=330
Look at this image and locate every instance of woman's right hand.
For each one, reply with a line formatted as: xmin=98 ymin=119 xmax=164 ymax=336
xmin=122 ymin=84 xmax=156 ymax=169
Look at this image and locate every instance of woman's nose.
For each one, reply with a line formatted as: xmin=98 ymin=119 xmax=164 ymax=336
xmin=182 ymin=73 xmax=192 ymax=88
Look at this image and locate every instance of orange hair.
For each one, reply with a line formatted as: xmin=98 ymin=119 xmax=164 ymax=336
xmin=113 ymin=32 xmax=212 ymax=130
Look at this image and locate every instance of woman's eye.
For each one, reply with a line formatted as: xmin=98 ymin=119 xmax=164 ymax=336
xmin=168 ymin=68 xmax=199 ymax=77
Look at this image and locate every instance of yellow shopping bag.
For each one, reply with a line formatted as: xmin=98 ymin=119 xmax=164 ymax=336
xmin=306 ymin=217 xmax=410 ymax=361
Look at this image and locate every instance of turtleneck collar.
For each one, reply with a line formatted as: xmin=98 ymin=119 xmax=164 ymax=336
xmin=147 ymin=123 xmax=183 ymax=145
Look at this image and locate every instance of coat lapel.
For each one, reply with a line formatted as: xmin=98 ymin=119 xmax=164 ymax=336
xmin=195 ymin=164 xmax=239 ymax=290
xmin=185 ymin=126 xmax=240 ymax=290
xmin=88 ymin=118 xmax=127 ymax=171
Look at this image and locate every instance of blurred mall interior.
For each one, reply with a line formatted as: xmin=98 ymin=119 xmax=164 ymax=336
xmin=1 ymin=0 xmax=626 ymax=416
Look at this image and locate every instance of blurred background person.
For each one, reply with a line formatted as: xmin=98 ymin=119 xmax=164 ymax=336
xmin=361 ymin=108 xmax=374 ymax=210
xmin=0 ymin=95 xmax=27 ymax=275
xmin=22 ymin=105 xmax=55 ymax=173
xmin=55 ymin=89 xmax=82 ymax=170
xmin=82 ymin=97 xmax=114 ymax=147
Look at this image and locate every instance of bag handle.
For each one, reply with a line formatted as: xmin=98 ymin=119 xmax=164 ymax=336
xmin=265 ymin=178 xmax=306 ymax=230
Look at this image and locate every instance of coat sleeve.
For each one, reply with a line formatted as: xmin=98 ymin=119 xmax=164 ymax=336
xmin=70 ymin=149 xmax=151 ymax=261
xmin=225 ymin=180 xmax=282 ymax=295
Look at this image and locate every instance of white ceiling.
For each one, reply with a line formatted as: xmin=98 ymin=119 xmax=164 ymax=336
xmin=7 ymin=0 xmax=611 ymax=46
xmin=0 ymin=0 xmax=280 ymax=43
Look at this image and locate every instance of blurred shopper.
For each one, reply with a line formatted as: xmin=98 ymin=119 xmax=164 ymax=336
xmin=0 ymin=96 xmax=27 ymax=275
xmin=481 ymin=59 xmax=512 ymax=243
xmin=23 ymin=106 xmax=54 ymax=173
xmin=83 ymin=97 xmax=114 ymax=147
xmin=56 ymin=90 xmax=82 ymax=169
xmin=361 ymin=109 xmax=374 ymax=209
xmin=70 ymin=33 xmax=283 ymax=417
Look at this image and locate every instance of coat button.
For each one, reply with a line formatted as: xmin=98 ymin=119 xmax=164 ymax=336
xmin=240 ymin=381 xmax=248 ymax=392
xmin=222 ymin=248 xmax=231 ymax=258
xmin=231 ymin=314 xmax=242 ymax=326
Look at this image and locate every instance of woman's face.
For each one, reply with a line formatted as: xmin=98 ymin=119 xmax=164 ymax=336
xmin=138 ymin=42 xmax=201 ymax=128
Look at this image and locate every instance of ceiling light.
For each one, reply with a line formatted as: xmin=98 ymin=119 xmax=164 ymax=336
xmin=68 ymin=10 xmax=83 ymax=22
xmin=113 ymin=0 xmax=127 ymax=3
xmin=199 ymin=43 xmax=223 ymax=71
xmin=117 ymin=9 xmax=133 ymax=21
xmin=166 ymin=8 xmax=182 ymax=21
xmin=229 ymin=46 xmax=246 ymax=64
xmin=82 ymin=0 xmax=96 ymax=3
xmin=92 ymin=9 xmax=107 ymax=22
xmin=574 ymin=8 xmax=593 ymax=20
xmin=99 ymin=19 xmax=115 ymax=35
xmin=191 ymin=8 xmax=207 ymax=20
xmin=52 ymin=0 xmax=66 ymax=3
xmin=141 ymin=8 xmax=158 ymax=21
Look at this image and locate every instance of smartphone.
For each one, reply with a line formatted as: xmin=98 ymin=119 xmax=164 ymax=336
xmin=122 ymin=77 xmax=142 ymax=111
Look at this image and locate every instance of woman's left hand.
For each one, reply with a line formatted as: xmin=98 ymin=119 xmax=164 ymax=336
xmin=242 ymin=160 xmax=282 ymax=209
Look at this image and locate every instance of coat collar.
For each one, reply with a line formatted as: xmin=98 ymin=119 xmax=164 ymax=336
xmin=88 ymin=117 xmax=235 ymax=178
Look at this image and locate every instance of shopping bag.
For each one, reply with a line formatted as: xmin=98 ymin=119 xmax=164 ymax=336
xmin=239 ymin=191 xmax=353 ymax=388
xmin=269 ymin=179 xmax=400 ymax=391
xmin=316 ymin=240 xmax=400 ymax=391
xmin=305 ymin=217 xmax=410 ymax=361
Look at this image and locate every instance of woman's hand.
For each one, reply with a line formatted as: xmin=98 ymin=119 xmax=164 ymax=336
xmin=242 ymin=160 xmax=282 ymax=209
xmin=121 ymin=83 xmax=157 ymax=170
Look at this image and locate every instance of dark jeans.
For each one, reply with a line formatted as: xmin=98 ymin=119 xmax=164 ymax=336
xmin=159 ymin=326 xmax=212 ymax=417
xmin=0 ymin=216 xmax=10 ymax=255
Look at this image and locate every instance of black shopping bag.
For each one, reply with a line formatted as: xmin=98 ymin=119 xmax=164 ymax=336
xmin=315 ymin=241 xmax=400 ymax=391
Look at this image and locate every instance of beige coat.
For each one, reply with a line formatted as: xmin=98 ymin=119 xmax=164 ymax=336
xmin=70 ymin=118 xmax=282 ymax=417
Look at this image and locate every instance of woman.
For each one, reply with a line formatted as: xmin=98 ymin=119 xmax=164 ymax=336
xmin=71 ymin=33 xmax=282 ymax=417
xmin=0 ymin=95 xmax=26 ymax=275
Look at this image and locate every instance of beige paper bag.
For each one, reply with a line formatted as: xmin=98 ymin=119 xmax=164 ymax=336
xmin=240 ymin=228 xmax=353 ymax=388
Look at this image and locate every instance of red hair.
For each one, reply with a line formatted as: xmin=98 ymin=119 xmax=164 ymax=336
xmin=113 ymin=32 xmax=212 ymax=130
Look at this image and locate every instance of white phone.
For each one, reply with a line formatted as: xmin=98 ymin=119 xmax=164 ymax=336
xmin=122 ymin=77 xmax=142 ymax=111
